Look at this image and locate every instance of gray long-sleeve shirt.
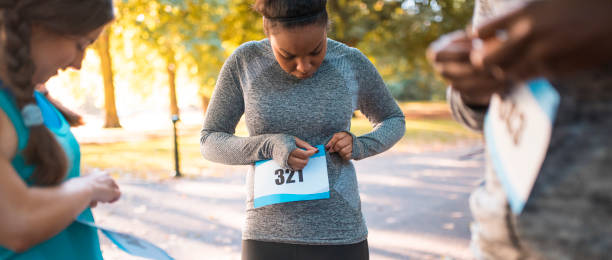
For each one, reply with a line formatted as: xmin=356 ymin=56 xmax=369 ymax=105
xmin=200 ymin=38 xmax=405 ymax=245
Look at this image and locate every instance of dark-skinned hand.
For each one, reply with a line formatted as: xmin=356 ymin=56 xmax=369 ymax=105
xmin=472 ymin=0 xmax=612 ymax=81
xmin=428 ymin=30 xmax=509 ymax=106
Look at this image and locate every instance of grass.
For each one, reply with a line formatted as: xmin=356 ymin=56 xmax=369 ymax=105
xmin=351 ymin=117 xmax=478 ymax=143
xmin=398 ymin=101 xmax=449 ymax=111
xmin=80 ymin=115 xmax=480 ymax=179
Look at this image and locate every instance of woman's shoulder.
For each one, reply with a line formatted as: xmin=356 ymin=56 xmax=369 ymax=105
xmin=326 ymin=38 xmax=370 ymax=65
xmin=325 ymin=39 xmax=376 ymax=76
xmin=326 ymin=39 xmax=355 ymax=56
xmin=230 ymin=40 xmax=271 ymax=60
xmin=223 ymin=39 xmax=273 ymax=72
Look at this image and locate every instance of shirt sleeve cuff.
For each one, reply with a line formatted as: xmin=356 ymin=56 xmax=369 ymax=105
xmin=272 ymin=134 xmax=296 ymax=169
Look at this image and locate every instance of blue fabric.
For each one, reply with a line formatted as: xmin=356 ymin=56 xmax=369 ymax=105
xmin=253 ymin=192 xmax=331 ymax=208
xmin=34 ymin=93 xmax=61 ymax=129
xmin=0 ymin=84 xmax=103 ymax=260
xmin=527 ymin=79 xmax=560 ymax=122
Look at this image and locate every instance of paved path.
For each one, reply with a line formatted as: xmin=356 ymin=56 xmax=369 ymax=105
xmin=92 ymin=146 xmax=485 ymax=260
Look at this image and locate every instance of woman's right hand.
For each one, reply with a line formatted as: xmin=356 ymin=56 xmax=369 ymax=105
xmin=287 ymin=138 xmax=318 ymax=170
xmin=68 ymin=171 xmax=121 ymax=207
xmin=427 ymin=30 xmax=509 ymax=106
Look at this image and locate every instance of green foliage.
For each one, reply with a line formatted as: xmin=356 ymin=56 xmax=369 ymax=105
xmin=330 ymin=0 xmax=474 ymax=100
xmin=114 ymin=0 xmax=227 ymax=97
xmin=106 ymin=0 xmax=474 ymax=103
xmin=219 ymin=0 xmax=265 ymax=50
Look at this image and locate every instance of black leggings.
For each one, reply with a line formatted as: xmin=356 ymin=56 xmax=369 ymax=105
xmin=241 ymin=239 xmax=369 ymax=260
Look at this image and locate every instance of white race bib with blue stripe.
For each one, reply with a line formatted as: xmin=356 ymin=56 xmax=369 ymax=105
xmin=484 ymin=79 xmax=560 ymax=214
xmin=253 ymin=144 xmax=330 ymax=208
xmin=76 ymin=218 xmax=174 ymax=260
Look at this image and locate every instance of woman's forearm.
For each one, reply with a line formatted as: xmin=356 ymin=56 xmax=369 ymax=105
xmin=0 ymin=159 xmax=92 ymax=252
xmin=200 ymin=131 xmax=296 ymax=168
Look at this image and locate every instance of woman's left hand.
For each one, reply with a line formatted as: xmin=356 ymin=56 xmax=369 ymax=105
xmin=325 ymin=132 xmax=353 ymax=161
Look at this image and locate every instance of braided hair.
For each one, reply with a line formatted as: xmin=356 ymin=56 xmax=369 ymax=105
xmin=0 ymin=0 xmax=113 ymax=185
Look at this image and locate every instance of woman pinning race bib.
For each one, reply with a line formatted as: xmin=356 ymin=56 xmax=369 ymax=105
xmin=199 ymin=0 xmax=406 ymax=259
xmin=0 ymin=1 xmax=121 ymax=259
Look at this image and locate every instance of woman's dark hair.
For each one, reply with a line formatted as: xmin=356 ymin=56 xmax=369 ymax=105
xmin=253 ymin=0 xmax=328 ymax=34
xmin=0 ymin=0 xmax=114 ymax=186
xmin=37 ymin=84 xmax=85 ymax=127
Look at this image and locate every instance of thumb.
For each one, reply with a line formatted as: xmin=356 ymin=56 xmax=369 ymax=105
xmin=475 ymin=3 xmax=525 ymax=40
xmin=295 ymin=137 xmax=317 ymax=152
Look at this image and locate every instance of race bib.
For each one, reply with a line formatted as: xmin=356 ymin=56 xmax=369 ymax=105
xmin=253 ymin=144 xmax=330 ymax=208
xmin=76 ymin=218 xmax=174 ymax=260
xmin=484 ymin=79 xmax=560 ymax=214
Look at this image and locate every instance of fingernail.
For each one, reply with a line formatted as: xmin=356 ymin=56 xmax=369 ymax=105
xmin=495 ymin=30 xmax=509 ymax=42
xmin=472 ymin=38 xmax=483 ymax=50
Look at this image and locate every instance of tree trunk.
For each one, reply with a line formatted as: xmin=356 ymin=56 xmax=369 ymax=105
xmin=94 ymin=28 xmax=121 ymax=128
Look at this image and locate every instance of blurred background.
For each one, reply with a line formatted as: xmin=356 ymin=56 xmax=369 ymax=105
xmin=49 ymin=0 xmax=481 ymax=177
xmin=46 ymin=0 xmax=488 ymax=259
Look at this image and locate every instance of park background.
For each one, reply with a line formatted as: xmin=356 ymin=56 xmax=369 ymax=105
xmin=45 ymin=0 xmax=487 ymax=259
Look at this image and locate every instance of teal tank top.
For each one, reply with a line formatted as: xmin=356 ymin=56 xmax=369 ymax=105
xmin=0 ymin=86 xmax=103 ymax=260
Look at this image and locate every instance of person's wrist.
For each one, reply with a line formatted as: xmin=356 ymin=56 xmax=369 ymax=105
xmin=345 ymin=131 xmax=362 ymax=160
xmin=65 ymin=177 xmax=94 ymax=202
xmin=272 ymin=134 xmax=296 ymax=169
xmin=340 ymin=131 xmax=354 ymax=142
